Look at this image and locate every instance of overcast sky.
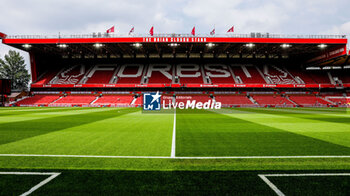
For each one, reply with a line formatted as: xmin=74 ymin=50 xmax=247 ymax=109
xmin=1 ymin=0 xmax=350 ymax=74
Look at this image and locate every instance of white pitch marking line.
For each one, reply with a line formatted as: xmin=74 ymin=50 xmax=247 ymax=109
xmin=258 ymin=173 xmax=350 ymax=196
xmin=2 ymin=154 xmax=350 ymax=159
xmin=258 ymin=174 xmax=285 ymax=196
xmin=0 ymin=154 xmax=170 ymax=159
xmin=174 ymin=155 xmax=350 ymax=159
xmin=263 ymin=173 xmax=350 ymax=177
xmin=171 ymin=109 xmax=176 ymax=158
xmin=0 ymin=172 xmax=61 ymax=196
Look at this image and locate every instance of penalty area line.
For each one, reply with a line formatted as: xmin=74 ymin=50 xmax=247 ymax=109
xmin=0 ymin=172 xmax=61 ymax=196
xmin=258 ymin=173 xmax=350 ymax=196
xmin=1 ymin=154 xmax=350 ymax=159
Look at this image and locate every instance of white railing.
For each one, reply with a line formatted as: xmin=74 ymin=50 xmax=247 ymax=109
xmin=6 ymin=33 xmax=347 ymax=39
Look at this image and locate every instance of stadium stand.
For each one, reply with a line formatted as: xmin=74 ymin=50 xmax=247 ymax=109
xmin=306 ymin=71 xmax=332 ymax=84
xmin=262 ymin=65 xmax=298 ymax=84
xmin=176 ymin=64 xmax=205 ymax=84
xmin=287 ymin=69 xmax=314 ymax=84
xmin=15 ymin=95 xmax=61 ymax=106
xmin=325 ymin=96 xmax=350 ymax=106
xmin=230 ymin=65 xmax=267 ymax=84
xmin=35 ymin=69 xmax=60 ymax=85
xmin=84 ymin=65 xmax=117 ymax=84
xmin=54 ymin=95 xmax=97 ymax=105
xmin=146 ymin=64 xmax=173 ymax=84
xmin=214 ymin=95 xmax=254 ymax=106
xmin=332 ymin=71 xmax=350 ymax=84
xmin=3 ymin=33 xmax=349 ymax=108
xmin=50 ymin=65 xmax=88 ymax=84
xmin=116 ymin=64 xmax=144 ymax=84
xmin=175 ymin=95 xmax=212 ymax=102
xmin=204 ymin=64 xmax=236 ymax=84
xmin=93 ymin=95 xmax=135 ymax=105
xmin=252 ymin=95 xmax=295 ymax=106
xmin=29 ymin=64 xmax=349 ymax=87
xmin=288 ymin=95 xmax=332 ymax=106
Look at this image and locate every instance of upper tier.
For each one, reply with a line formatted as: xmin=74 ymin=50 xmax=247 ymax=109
xmin=31 ymin=64 xmax=350 ymax=89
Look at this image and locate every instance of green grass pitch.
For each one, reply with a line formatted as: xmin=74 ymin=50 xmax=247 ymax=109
xmin=0 ymin=107 xmax=350 ymax=195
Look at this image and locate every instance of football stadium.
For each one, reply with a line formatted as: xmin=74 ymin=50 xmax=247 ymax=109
xmin=0 ymin=30 xmax=350 ymax=195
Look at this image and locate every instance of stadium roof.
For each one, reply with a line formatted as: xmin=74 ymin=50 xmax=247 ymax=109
xmin=1 ymin=32 xmax=348 ymax=61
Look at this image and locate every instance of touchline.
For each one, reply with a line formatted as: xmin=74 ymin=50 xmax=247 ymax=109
xmin=162 ymin=100 xmax=222 ymax=109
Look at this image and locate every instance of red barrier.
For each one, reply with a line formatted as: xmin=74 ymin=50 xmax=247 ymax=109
xmin=30 ymin=83 xmax=346 ymax=89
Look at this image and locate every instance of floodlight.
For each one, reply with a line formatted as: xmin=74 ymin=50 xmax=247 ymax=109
xmin=93 ymin=43 xmax=104 ymax=48
xmin=57 ymin=44 xmax=68 ymax=48
xmin=281 ymin=44 xmax=291 ymax=48
xmin=318 ymin=44 xmax=327 ymax=49
xmin=245 ymin=43 xmax=255 ymax=48
xmin=132 ymin=43 xmax=142 ymax=48
xmin=168 ymin=43 xmax=180 ymax=47
xmin=22 ymin=44 xmax=31 ymax=49
xmin=206 ymin=43 xmax=216 ymax=48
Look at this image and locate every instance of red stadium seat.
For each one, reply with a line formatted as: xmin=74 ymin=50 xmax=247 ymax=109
xmin=54 ymin=95 xmax=97 ymax=105
xmin=214 ymin=95 xmax=254 ymax=106
xmin=289 ymin=95 xmax=332 ymax=106
xmin=16 ymin=95 xmax=61 ymax=106
xmin=93 ymin=95 xmax=134 ymax=105
xmin=252 ymin=95 xmax=295 ymax=106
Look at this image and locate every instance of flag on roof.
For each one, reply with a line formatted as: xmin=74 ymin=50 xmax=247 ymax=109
xmin=149 ymin=26 xmax=154 ymax=36
xmin=191 ymin=26 xmax=195 ymax=36
xmin=227 ymin=26 xmax=234 ymax=33
xmin=106 ymin=26 xmax=115 ymax=33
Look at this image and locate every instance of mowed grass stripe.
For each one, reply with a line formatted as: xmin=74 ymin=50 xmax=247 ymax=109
xmin=0 ymin=107 xmax=78 ymax=115
xmin=0 ymin=108 xmax=135 ymax=145
xmin=238 ymin=107 xmax=350 ymax=125
xmin=0 ymin=109 xmax=174 ymax=156
xmin=230 ymin=108 xmax=350 ymax=148
xmin=176 ymin=109 xmax=350 ymax=157
xmin=0 ymin=107 xmax=87 ymax=117
xmin=0 ymin=107 xmax=114 ymax=124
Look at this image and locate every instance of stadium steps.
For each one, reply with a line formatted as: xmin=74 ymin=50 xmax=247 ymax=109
xmin=248 ymin=96 xmax=258 ymax=105
xmin=227 ymin=65 xmax=240 ymax=84
xmin=271 ymin=65 xmax=286 ymax=75
xmin=283 ymin=67 xmax=305 ymax=84
xmin=34 ymin=70 xmax=48 ymax=83
xmin=255 ymin=66 xmax=271 ymax=84
xmin=141 ymin=64 xmax=149 ymax=84
xmin=51 ymin=96 xmax=65 ymax=104
xmin=285 ymin=96 xmax=298 ymax=106
xmin=201 ymin=66 xmax=210 ymax=84
xmin=48 ymin=67 xmax=65 ymax=84
xmin=328 ymin=72 xmax=335 ymax=84
xmin=78 ymin=66 xmax=95 ymax=84
xmin=319 ymin=96 xmax=334 ymax=105
xmin=324 ymin=97 xmax=337 ymax=105
xmin=130 ymin=96 xmax=138 ymax=105
xmin=90 ymin=96 xmax=101 ymax=104
xmin=11 ymin=96 xmax=29 ymax=105
xmin=109 ymin=68 xmax=120 ymax=84
xmin=279 ymin=66 xmax=303 ymax=84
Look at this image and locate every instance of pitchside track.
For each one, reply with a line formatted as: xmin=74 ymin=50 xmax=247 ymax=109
xmin=1 ymin=107 xmax=350 ymax=195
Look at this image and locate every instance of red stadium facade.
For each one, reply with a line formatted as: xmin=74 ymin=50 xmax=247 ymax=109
xmin=1 ymin=32 xmax=349 ymax=107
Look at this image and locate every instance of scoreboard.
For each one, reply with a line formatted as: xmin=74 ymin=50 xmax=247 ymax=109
xmin=0 ymin=79 xmax=11 ymax=95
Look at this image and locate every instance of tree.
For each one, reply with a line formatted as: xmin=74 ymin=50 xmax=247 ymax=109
xmin=0 ymin=50 xmax=30 ymax=91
